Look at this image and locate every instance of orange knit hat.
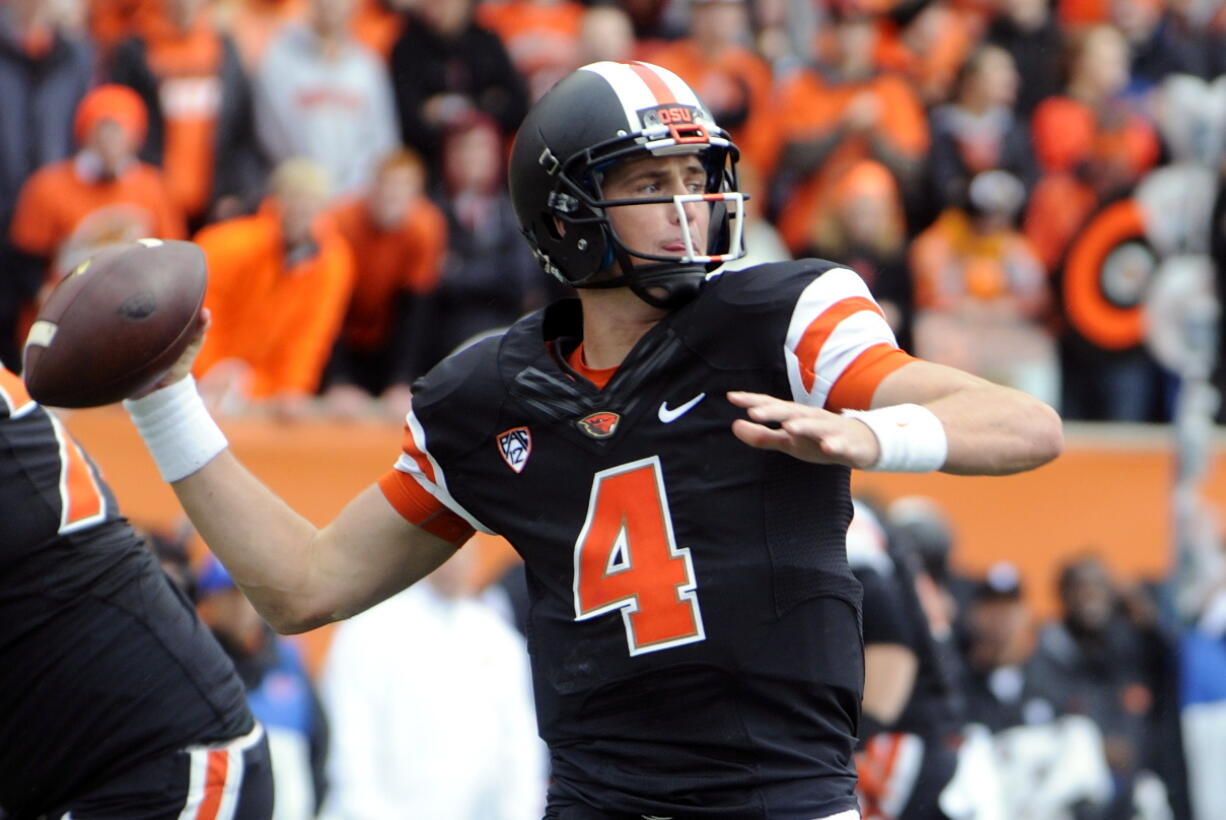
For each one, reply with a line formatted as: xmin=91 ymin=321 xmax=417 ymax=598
xmin=73 ymin=84 xmax=148 ymax=147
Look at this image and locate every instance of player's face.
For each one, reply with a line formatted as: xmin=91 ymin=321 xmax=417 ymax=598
xmin=601 ymin=153 xmax=710 ymax=268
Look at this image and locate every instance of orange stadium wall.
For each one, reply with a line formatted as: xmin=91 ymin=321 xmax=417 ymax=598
xmin=64 ymin=408 xmax=1226 ymax=676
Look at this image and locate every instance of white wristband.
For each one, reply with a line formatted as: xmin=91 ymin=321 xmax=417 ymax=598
xmin=842 ymin=403 xmax=947 ymax=473
xmin=122 ymin=376 xmax=227 ymax=483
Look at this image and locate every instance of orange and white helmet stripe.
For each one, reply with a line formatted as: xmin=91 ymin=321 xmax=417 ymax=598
xmin=578 ymin=61 xmax=709 ymax=135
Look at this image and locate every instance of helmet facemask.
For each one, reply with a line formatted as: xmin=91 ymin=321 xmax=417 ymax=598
xmin=540 ymin=119 xmax=747 ymax=308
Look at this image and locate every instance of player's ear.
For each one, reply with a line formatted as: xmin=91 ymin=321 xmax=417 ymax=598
xmin=553 ymin=217 xmax=567 ymax=238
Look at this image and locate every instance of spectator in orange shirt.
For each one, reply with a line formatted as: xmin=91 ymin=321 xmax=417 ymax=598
xmin=7 ymin=83 xmax=185 ymax=365
xmin=476 ymin=0 xmax=584 ymax=101
xmin=193 ymin=157 xmax=355 ymax=421
xmin=1023 ymin=23 xmax=1160 ymax=273
xmin=324 ymin=147 xmax=447 ymax=422
xmin=815 ymin=159 xmax=912 ymax=349
xmin=87 ymin=0 xmax=159 ymax=66
xmin=109 ymin=0 xmax=266 ymax=230
xmin=911 ymin=170 xmax=1058 ymax=405
xmin=647 ymin=0 xmax=777 ymax=184
xmin=771 ymin=3 xmax=928 ymax=257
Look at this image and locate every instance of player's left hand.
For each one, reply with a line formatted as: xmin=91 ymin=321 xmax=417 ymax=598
xmin=727 ymin=391 xmax=880 ymax=469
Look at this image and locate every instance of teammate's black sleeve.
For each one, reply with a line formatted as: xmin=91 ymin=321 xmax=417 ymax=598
xmin=855 ymin=567 xmax=911 ymax=647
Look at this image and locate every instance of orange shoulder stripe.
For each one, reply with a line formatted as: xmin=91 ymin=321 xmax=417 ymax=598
xmin=826 ymin=344 xmax=914 ymax=411
xmin=794 ymin=296 xmax=886 ymax=393
xmin=378 ymin=470 xmax=474 ymax=544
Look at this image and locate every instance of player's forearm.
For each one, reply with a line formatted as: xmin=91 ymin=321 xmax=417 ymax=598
xmin=171 ymin=450 xmax=326 ymax=630
xmin=871 ymin=361 xmax=1064 ymax=476
xmin=928 ymin=384 xmax=1064 ymax=476
xmin=124 ymin=378 xmax=332 ymax=631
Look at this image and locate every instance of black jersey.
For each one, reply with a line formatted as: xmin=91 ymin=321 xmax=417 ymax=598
xmin=0 ymin=369 xmax=252 ymax=819
xmin=390 ymin=261 xmax=914 ymax=818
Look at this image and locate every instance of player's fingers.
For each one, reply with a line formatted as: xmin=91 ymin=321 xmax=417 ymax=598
xmin=746 ymin=402 xmax=831 ymax=427
xmin=733 ymin=419 xmax=843 ymax=464
xmin=731 ymin=418 xmax=795 ymax=452
xmin=782 ymin=417 xmax=878 ymax=468
xmin=726 ymin=390 xmax=790 ymax=409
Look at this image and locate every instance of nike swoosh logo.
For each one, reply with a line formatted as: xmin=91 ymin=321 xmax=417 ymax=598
xmin=658 ymin=393 xmax=706 ymax=423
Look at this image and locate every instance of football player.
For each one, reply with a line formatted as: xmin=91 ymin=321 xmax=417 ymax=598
xmin=122 ymin=62 xmax=1062 ymax=818
xmin=0 ymin=365 xmax=273 ymax=820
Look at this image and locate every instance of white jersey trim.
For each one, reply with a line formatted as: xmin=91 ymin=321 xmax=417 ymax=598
xmin=784 ymin=267 xmax=899 ymax=409
xmin=392 ymin=410 xmax=495 ymax=534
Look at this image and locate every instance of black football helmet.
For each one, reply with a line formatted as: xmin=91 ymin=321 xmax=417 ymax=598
xmin=509 ymin=61 xmax=747 ymax=308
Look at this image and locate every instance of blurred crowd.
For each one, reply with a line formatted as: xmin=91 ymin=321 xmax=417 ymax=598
xmin=2 ymin=0 xmax=1225 ymax=424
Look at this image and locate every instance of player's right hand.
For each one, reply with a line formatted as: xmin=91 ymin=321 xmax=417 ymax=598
xmin=727 ymin=391 xmax=881 ymax=469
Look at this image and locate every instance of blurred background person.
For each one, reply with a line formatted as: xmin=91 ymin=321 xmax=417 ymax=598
xmin=476 ymin=0 xmax=583 ymax=102
xmin=323 ymin=147 xmax=446 ymax=421
xmin=959 ymin=563 xmax=1115 ymax=820
xmin=927 ymin=44 xmax=1037 ymax=221
xmin=647 ymin=0 xmax=777 ymax=194
xmin=1027 ymin=553 xmax=1185 ymax=819
xmin=197 ymin=553 xmax=331 ymax=820
xmin=810 ymin=159 xmax=913 ymax=349
xmin=0 ymin=0 xmax=93 ymax=370
xmin=6 ymin=83 xmax=184 ymax=369
xmin=1023 ymin=23 xmax=1160 ymax=275
xmin=219 ymin=0 xmax=307 ymax=70
xmin=909 ymin=169 xmax=1058 ymax=406
xmin=193 ymin=157 xmax=354 ymax=420
xmin=108 ymin=0 xmax=266 ymax=230
xmin=770 ymin=1 xmax=929 ymax=259
xmin=416 ymin=113 xmax=550 ymax=372
xmin=319 ymin=541 xmax=546 ymax=820
xmin=984 ymin=0 xmax=1066 ymax=119
xmin=575 ymin=2 xmax=638 ymax=65
xmin=388 ymin=0 xmax=528 ymax=182
xmin=1179 ymin=574 xmax=1226 ymax=820
xmin=254 ymin=0 xmax=398 ymax=198
xmin=886 ymin=495 xmax=978 ymax=648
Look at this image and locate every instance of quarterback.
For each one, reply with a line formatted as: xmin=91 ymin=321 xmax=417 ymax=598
xmin=122 ymin=62 xmax=1062 ymax=819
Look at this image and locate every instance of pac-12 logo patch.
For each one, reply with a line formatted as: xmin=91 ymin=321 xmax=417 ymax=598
xmin=576 ymin=411 xmax=620 ymax=439
xmin=497 ymin=426 xmax=532 ymax=473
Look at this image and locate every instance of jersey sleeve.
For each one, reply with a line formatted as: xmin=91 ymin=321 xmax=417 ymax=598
xmin=377 ymin=407 xmax=492 ymax=540
xmin=783 ymin=267 xmax=915 ymax=411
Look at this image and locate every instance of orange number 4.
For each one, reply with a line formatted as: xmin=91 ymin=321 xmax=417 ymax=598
xmin=573 ymin=456 xmax=705 ymax=656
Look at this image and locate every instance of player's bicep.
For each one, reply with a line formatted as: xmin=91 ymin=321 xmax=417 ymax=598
xmin=313 ymin=484 xmax=459 ymax=622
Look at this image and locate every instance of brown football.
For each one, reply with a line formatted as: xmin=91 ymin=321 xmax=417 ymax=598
xmin=22 ymin=238 xmax=208 ymax=408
